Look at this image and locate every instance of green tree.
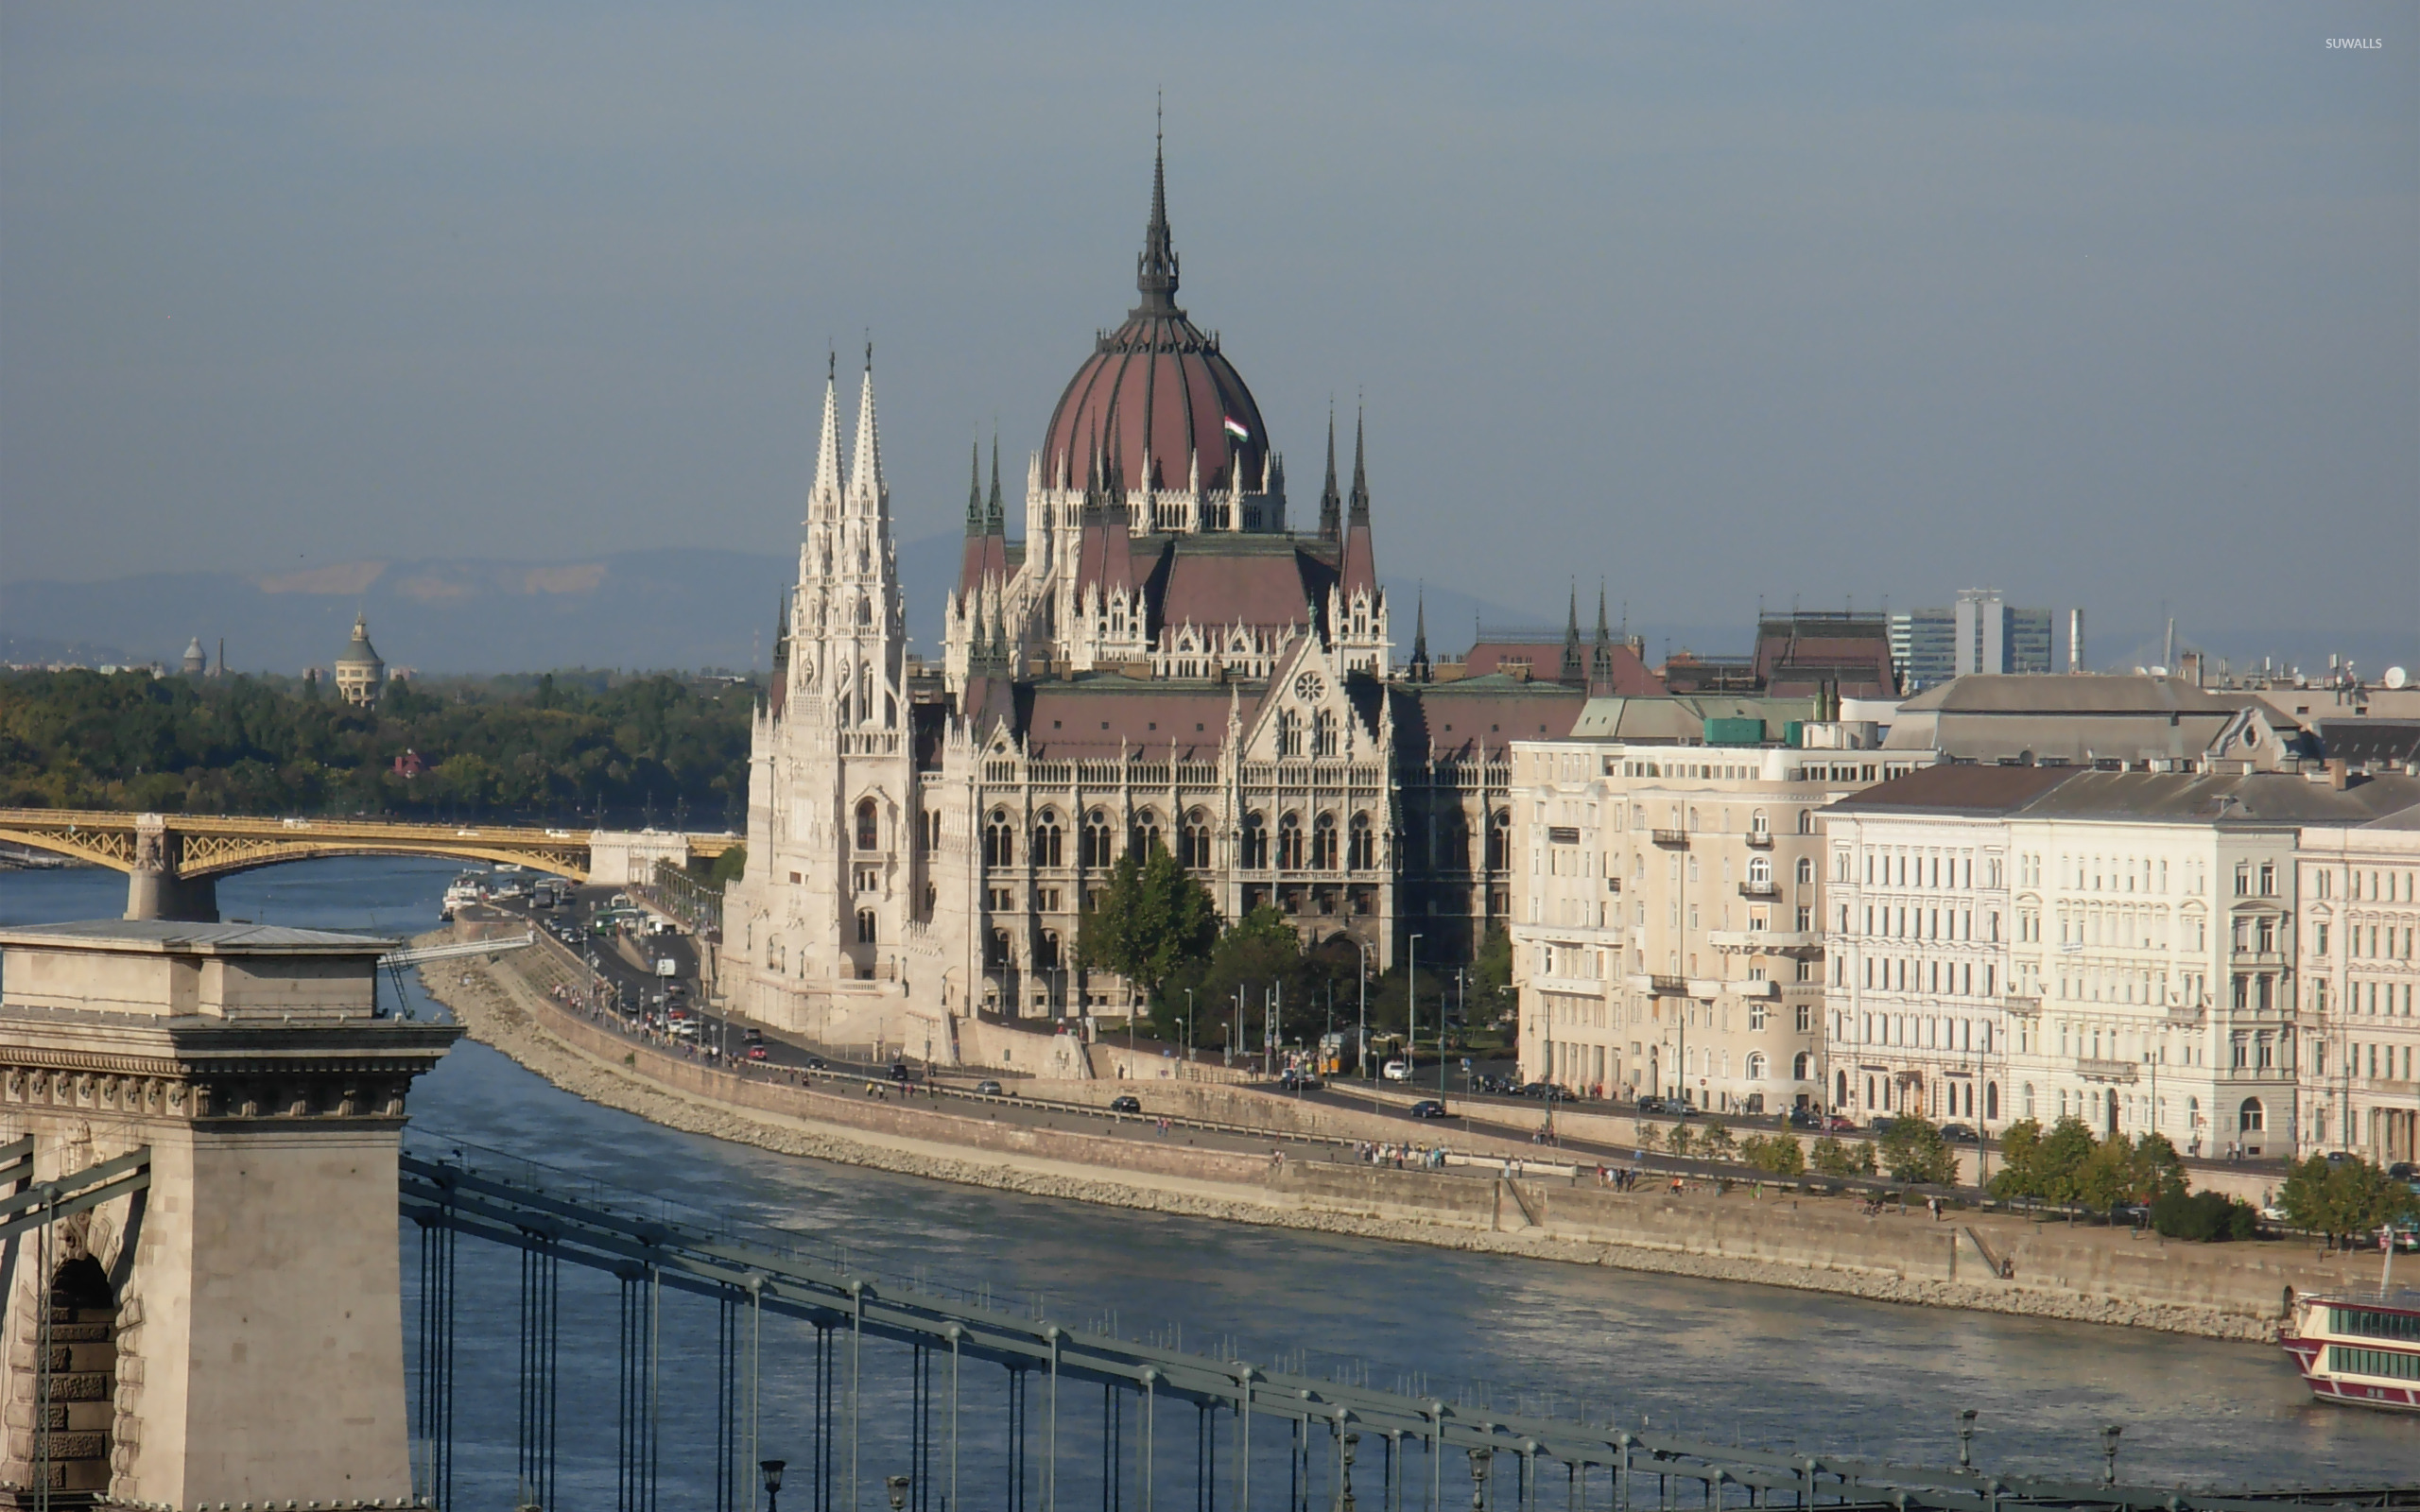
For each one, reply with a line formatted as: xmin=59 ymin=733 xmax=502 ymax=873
xmin=2279 ymin=1154 xmax=2420 ymax=1242
xmin=1699 ymin=1120 xmax=1736 ymax=1161
xmin=2130 ymin=1131 xmax=2188 ymax=1203
xmin=1811 ymin=1137 xmax=1876 ymax=1178
xmin=1078 ymin=845 xmax=1220 ymax=1009
xmin=708 ymin=844 xmax=748 ymax=887
xmin=1665 ymin=1125 xmax=1695 ymax=1160
xmin=1877 ymin=1113 xmax=1959 ymax=1186
xmin=1988 ymin=1119 xmax=2046 ymax=1200
xmin=1470 ymin=926 xmax=1516 ymax=1027
xmin=1742 ymin=1133 xmax=1806 ymax=1177
xmin=2034 ymin=1117 xmax=2100 ymax=1206
xmin=2075 ymin=1135 xmax=2137 ymax=1213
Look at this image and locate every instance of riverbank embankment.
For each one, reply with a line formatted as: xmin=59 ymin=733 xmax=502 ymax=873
xmin=416 ymin=936 xmax=2366 ymax=1343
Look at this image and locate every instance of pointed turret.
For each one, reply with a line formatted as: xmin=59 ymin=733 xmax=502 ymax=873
xmin=1318 ymin=407 xmax=1341 ymax=541
xmin=987 ymin=434 xmax=1006 ymax=529
xmin=1134 ymin=105 xmax=1181 ymax=318
xmin=965 ymin=441 xmax=984 ymax=534
xmin=808 ymin=351 xmax=843 ymax=521
xmin=1409 ymin=588 xmax=1433 ymax=684
xmin=1340 ymin=409 xmax=1378 ymax=597
xmin=1591 ymin=582 xmax=1616 ymax=690
xmin=1561 ymin=581 xmax=1583 ymax=682
xmin=848 ymin=345 xmax=885 ymax=511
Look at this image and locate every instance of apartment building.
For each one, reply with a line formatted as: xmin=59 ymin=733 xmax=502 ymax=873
xmin=2296 ymin=808 xmax=2420 ymax=1162
xmin=1820 ymin=766 xmax=2070 ymax=1129
xmin=1512 ymin=701 xmax=1934 ymax=1112
xmin=1825 ymin=765 xmax=2420 ymax=1157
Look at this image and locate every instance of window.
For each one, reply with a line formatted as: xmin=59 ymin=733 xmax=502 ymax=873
xmin=1745 ymin=1052 xmax=1769 ymax=1080
xmin=1795 ymin=857 xmax=1814 ymax=885
xmin=856 ymin=909 xmax=877 ymax=944
xmin=1792 ymin=1051 xmax=1813 ymax=1079
xmin=1312 ymin=812 xmax=1340 ymax=870
xmin=1797 ymin=810 xmax=1814 ymax=834
xmin=1130 ymin=809 xmax=1163 ymax=858
xmin=1348 ymin=812 xmax=1375 ymax=870
xmin=856 ymin=798 xmax=879 ymax=851
xmin=1750 ymin=809 xmax=1770 ymax=836
xmin=1315 ymin=709 xmax=1340 ymax=757
xmin=1277 ymin=813 xmax=1305 ymax=870
xmin=1183 ymin=810 xmax=1214 ymax=869
xmin=1033 ymin=811 xmax=1063 ymax=868
xmin=1243 ymin=812 xmax=1270 ymax=868
xmin=1081 ymin=809 xmax=1115 ymax=868
xmin=1748 ymin=856 xmax=1772 ymax=888
xmin=2238 ymin=1097 xmax=2264 ymax=1133
xmin=1795 ymin=1003 xmax=1812 ymax=1032
xmin=983 ymin=810 xmax=1014 ymax=869
xmin=1486 ymin=810 xmax=1512 ymax=871
xmin=1278 ymin=709 xmax=1305 ymax=758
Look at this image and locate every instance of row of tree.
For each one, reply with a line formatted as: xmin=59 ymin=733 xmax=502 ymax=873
xmin=1075 ymin=846 xmax=1514 ymax=1051
xmin=0 ymin=668 xmax=756 ymax=826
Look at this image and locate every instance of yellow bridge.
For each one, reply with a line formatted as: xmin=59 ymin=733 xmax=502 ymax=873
xmin=0 ymin=808 xmax=739 ymax=920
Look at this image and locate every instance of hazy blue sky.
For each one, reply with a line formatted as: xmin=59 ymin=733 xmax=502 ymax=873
xmin=5 ymin=3 xmax=2412 ymax=667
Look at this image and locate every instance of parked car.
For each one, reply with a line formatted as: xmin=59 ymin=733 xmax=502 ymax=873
xmin=747 ymin=1045 xmax=769 ymax=1061
xmin=1786 ymin=1108 xmax=1824 ymax=1130
xmin=1939 ymin=1124 xmax=1980 ymax=1143
xmin=1381 ymin=1059 xmax=1411 ymax=1082
xmin=802 ymin=1055 xmax=829 ymax=1072
xmin=889 ymin=1061 xmax=912 ymax=1083
xmin=1634 ymin=1095 xmax=1669 ymax=1114
xmin=1409 ymin=1100 xmax=1449 ymax=1120
xmin=1867 ymin=1117 xmax=1898 ymax=1137
xmin=1109 ymin=1094 xmax=1143 ymax=1114
xmin=1822 ymin=1113 xmax=1858 ymax=1132
xmin=974 ymin=1079 xmax=1005 ymax=1097
xmin=1279 ymin=1070 xmax=1323 ymax=1091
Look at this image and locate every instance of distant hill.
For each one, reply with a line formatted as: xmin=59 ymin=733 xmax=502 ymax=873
xmin=3 ymin=540 xmax=1725 ymax=677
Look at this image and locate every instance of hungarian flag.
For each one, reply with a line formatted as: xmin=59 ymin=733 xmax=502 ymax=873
xmin=1222 ymin=416 xmax=1251 ymax=442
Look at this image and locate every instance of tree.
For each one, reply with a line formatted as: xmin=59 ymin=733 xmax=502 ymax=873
xmin=1811 ymin=1137 xmax=1876 ymax=1178
xmin=1742 ymin=1133 xmax=1806 ymax=1177
xmin=1699 ymin=1120 xmax=1736 ymax=1161
xmin=1988 ymin=1119 xmax=2046 ymax=1201
xmin=1665 ymin=1125 xmax=1695 ymax=1160
xmin=2130 ymin=1131 xmax=2188 ymax=1203
xmin=1078 ymin=845 xmax=1220 ymax=1009
xmin=1877 ymin=1113 xmax=1958 ymax=1186
xmin=2074 ymin=1136 xmax=2137 ymax=1214
xmin=2279 ymin=1155 xmax=2420 ymax=1242
xmin=2034 ymin=1117 xmax=2100 ymax=1206
xmin=708 ymin=844 xmax=748 ymax=887
xmin=1470 ymin=926 xmax=1516 ymax=1027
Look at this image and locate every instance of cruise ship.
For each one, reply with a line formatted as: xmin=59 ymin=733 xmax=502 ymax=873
xmin=2283 ymin=1284 xmax=2420 ymax=1411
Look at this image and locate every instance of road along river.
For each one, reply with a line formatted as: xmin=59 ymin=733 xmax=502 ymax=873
xmin=1 ymin=859 xmax=2409 ymax=1503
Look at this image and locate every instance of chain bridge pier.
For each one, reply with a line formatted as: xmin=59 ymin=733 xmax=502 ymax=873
xmin=0 ymin=810 xmax=738 ymax=923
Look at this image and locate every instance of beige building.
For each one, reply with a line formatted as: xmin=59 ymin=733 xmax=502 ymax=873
xmin=332 ymin=612 xmax=386 ymax=707
xmin=1826 ymin=765 xmax=2420 ymax=1158
xmin=2295 ymin=806 xmax=2420 ymax=1161
xmin=1511 ymin=702 xmax=1934 ymax=1111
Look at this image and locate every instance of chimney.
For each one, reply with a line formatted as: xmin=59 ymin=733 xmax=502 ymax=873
xmin=2328 ymin=758 xmax=2350 ymax=791
xmin=2067 ymin=609 xmax=2084 ymax=674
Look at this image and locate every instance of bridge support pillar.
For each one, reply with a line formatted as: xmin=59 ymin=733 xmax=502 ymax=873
xmin=123 ymin=815 xmax=218 ymax=922
xmin=0 ymin=918 xmax=458 ymax=1509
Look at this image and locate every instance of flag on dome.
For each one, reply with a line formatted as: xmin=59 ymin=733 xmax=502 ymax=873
xmin=1222 ymin=416 xmax=1251 ymax=442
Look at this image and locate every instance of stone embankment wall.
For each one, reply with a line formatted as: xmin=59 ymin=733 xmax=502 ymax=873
xmin=422 ymin=936 xmax=2360 ymax=1344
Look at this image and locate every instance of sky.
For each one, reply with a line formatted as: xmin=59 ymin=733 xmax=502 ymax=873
xmin=4 ymin=3 xmax=2414 ymax=672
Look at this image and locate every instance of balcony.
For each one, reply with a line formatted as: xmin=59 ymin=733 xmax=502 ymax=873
xmin=1737 ymin=880 xmax=1780 ymax=899
xmin=2164 ymin=1003 xmax=2206 ymax=1027
xmin=1604 ymin=877 xmax=1622 ymax=894
xmin=1651 ymin=829 xmax=1690 ymax=848
xmin=2075 ymin=1057 xmax=2140 ymax=1083
xmin=2001 ymin=995 xmax=2042 ymax=1017
xmin=2229 ymin=950 xmax=2287 ymax=969
xmin=1650 ymin=973 xmax=1689 ymax=996
xmin=1729 ymin=978 xmax=1780 ymax=999
xmin=1706 ymin=929 xmax=1824 ymax=956
xmin=1744 ymin=831 xmax=1775 ymax=850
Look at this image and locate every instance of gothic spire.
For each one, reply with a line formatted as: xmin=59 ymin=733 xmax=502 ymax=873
xmin=986 ymin=432 xmax=1005 ymax=530
xmin=848 ymin=343 xmax=885 ymax=510
xmin=966 ymin=440 xmax=984 ymax=535
xmin=1595 ymin=582 xmax=1612 ymax=648
xmin=1318 ymin=405 xmax=1341 ymax=541
xmin=1134 ymin=105 xmax=1182 ymax=316
xmin=1347 ymin=407 xmax=1371 ymax=521
xmin=1561 ymin=580 xmax=1583 ymax=682
xmin=808 ymin=349 xmax=842 ymax=521
xmin=1409 ymin=586 xmax=1432 ymax=683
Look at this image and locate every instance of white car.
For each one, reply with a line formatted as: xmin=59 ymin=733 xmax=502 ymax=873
xmin=1381 ymin=1058 xmax=1411 ymax=1082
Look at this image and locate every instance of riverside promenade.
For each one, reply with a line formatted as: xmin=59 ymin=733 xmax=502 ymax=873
xmin=417 ymin=931 xmax=2375 ymax=1345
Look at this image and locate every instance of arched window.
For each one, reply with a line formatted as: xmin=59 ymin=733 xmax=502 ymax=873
xmin=1130 ymin=809 xmax=1163 ymax=858
xmin=1037 ymin=931 xmax=1062 ymax=971
xmin=1797 ymin=809 xmax=1815 ymax=834
xmin=1485 ymin=811 xmax=1512 ymax=871
xmin=983 ymin=809 xmax=1014 ymax=869
xmin=1985 ymin=1082 xmax=2000 ymax=1122
xmin=856 ymin=798 xmax=879 ymax=851
xmin=1751 ymin=809 xmax=1770 ymax=835
xmin=1033 ymin=811 xmax=1063 ymax=868
xmin=986 ymin=929 xmax=1011 ymax=969
xmin=1277 ymin=709 xmax=1305 ymax=758
xmin=1081 ymin=809 xmax=1115 ymax=869
xmin=1445 ymin=818 xmax=1471 ymax=868
xmin=1348 ymin=813 xmax=1375 ymax=870
xmin=1745 ymin=1052 xmax=1769 ymax=1081
xmin=1314 ymin=709 xmax=1340 ymax=757
xmin=1795 ymin=857 xmax=1814 ymax=885
xmin=1277 ymin=813 xmax=1305 ymax=870
xmin=1748 ymin=856 xmax=1773 ymax=888
xmin=1183 ymin=810 xmax=1213 ymax=869
xmin=856 ymin=909 xmax=877 ymax=944
xmin=1834 ymin=1070 xmax=1848 ymax=1108
xmin=2022 ymin=1083 xmax=2036 ymax=1119
xmin=1242 ymin=812 xmax=1269 ymax=868
xmin=1311 ymin=813 xmax=1339 ymax=870
xmin=2238 ymin=1096 xmax=2264 ymax=1133
xmin=1792 ymin=1051 xmax=1813 ymax=1080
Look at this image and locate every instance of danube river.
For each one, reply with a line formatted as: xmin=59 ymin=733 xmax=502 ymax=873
xmin=2 ymin=859 xmax=2408 ymax=1503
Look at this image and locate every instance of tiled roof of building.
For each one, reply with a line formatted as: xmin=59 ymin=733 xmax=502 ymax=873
xmin=2317 ymin=720 xmax=2420 ymax=768
xmin=1154 ymin=534 xmax=1335 ymax=637
xmin=2010 ymin=769 xmax=2420 ymax=825
xmin=1014 ymin=679 xmax=1245 ymax=760
xmin=1893 ymin=674 xmax=2257 ymax=715
xmin=1394 ymin=679 xmax=1587 ymax=759
xmin=1824 ymin=764 xmax=2083 ymax=817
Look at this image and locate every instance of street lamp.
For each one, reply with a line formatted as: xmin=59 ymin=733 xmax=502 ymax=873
xmin=885 ymin=1474 xmax=912 ymax=1512
xmin=1408 ymin=934 xmax=1424 ymax=1089
xmin=1355 ymin=938 xmax=1373 ymax=1087
xmin=1184 ymin=987 xmax=1195 ymax=1066
xmin=1956 ymin=1409 xmax=1976 ymax=1469
xmin=1466 ymin=1447 xmax=1494 ymax=1512
xmin=2100 ymin=1425 xmax=2122 ymax=1487
xmin=761 ymin=1458 xmax=786 ymax=1512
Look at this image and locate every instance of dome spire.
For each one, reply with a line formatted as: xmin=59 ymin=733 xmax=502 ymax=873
xmin=1134 ymin=100 xmax=1181 ymax=316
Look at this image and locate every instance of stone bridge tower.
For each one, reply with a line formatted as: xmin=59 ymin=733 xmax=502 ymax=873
xmin=0 ymin=920 xmax=456 ymax=1507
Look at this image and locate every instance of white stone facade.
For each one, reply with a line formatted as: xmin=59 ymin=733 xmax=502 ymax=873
xmin=2294 ymin=821 xmax=2420 ymax=1162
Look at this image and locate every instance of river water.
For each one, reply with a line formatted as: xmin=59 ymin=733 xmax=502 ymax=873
xmin=1 ymin=859 xmax=2407 ymax=1503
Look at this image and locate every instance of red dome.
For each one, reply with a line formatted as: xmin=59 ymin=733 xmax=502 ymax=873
xmin=1041 ymin=147 xmax=1269 ymax=495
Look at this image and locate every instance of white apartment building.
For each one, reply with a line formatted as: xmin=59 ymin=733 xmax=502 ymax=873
xmin=1512 ymin=704 xmax=1933 ymax=1112
xmin=1828 ymin=765 xmax=2420 ymax=1157
xmin=2296 ymin=809 xmax=2420 ymax=1162
xmin=1820 ymin=766 xmax=2068 ymax=1129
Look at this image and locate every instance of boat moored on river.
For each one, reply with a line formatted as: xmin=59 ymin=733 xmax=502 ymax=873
xmin=2284 ymin=1283 xmax=2420 ymax=1411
